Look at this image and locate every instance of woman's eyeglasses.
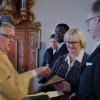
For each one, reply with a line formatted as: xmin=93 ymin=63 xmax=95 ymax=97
xmin=65 ymin=41 xmax=80 ymax=44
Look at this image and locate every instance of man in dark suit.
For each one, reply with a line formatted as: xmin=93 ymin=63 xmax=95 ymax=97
xmin=40 ymin=24 xmax=69 ymax=90
xmin=71 ymin=1 xmax=100 ymax=100
xmin=40 ymin=34 xmax=58 ymax=84
xmin=42 ymin=34 xmax=58 ymax=66
xmin=49 ymin=23 xmax=69 ymax=68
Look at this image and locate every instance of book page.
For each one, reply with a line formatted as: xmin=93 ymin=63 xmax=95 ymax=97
xmin=21 ymin=95 xmax=48 ymax=100
xmin=21 ymin=92 xmax=48 ymax=100
xmin=47 ymin=91 xmax=64 ymax=98
xmin=21 ymin=91 xmax=64 ymax=100
xmin=39 ymin=75 xmax=64 ymax=86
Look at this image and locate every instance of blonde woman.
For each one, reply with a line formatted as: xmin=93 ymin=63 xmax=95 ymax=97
xmin=52 ymin=28 xmax=88 ymax=93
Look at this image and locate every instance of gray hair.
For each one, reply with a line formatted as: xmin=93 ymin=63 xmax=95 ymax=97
xmin=64 ymin=28 xmax=87 ymax=48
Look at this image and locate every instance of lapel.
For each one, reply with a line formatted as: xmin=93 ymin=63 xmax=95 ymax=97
xmin=53 ymin=44 xmax=64 ymax=55
xmin=80 ymin=46 xmax=100 ymax=71
xmin=58 ymin=43 xmax=65 ymax=51
xmin=47 ymin=47 xmax=53 ymax=56
xmin=50 ymin=47 xmax=53 ymax=56
xmin=87 ymin=45 xmax=100 ymax=61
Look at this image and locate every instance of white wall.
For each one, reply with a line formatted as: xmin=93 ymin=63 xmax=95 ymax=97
xmin=34 ymin=0 xmax=95 ymax=66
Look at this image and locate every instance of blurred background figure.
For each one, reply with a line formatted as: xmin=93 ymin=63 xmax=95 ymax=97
xmin=42 ymin=34 xmax=58 ymax=67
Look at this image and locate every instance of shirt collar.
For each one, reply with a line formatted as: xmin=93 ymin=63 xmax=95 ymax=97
xmin=53 ymin=49 xmax=57 ymax=54
xmin=65 ymin=49 xmax=84 ymax=63
xmin=96 ymin=40 xmax=100 ymax=47
xmin=57 ymin=42 xmax=64 ymax=50
xmin=65 ymin=54 xmax=70 ymax=65
xmin=76 ymin=49 xmax=84 ymax=62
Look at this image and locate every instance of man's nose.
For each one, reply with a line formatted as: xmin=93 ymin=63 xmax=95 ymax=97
xmin=9 ymin=38 xmax=15 ymax=43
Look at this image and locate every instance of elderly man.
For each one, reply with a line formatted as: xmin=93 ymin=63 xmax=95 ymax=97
xmin=0 ymin=15 xmax=51 ymax=100
xmin=70 ymin=1 xmax=100 ymax=100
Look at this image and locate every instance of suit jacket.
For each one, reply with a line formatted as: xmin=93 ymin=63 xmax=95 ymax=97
xmin=75 ymin=45 xmax=100 ymax=100
xmin=42 ymin=43 xmax=68 ymax=68
xmin=53 ymin=52 xmax=88 ymax=92
xmin=0 ymin=51 xmax=33 ymax=100
xmin=42 ymin=47 xmax=53 ymax=66
xmin=49 ymin=43 xmax=68 ymax=68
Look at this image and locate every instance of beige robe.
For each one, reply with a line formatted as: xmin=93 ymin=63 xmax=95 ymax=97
xmin=0 ymin=51 xmax=33 ymax=100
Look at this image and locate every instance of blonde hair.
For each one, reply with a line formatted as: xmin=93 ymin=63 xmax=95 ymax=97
xmin=64 ymin=28 xmax=87 ymax=48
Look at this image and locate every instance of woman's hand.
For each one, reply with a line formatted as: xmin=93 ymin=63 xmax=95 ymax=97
xmin=53 ymin=81 xmax=71 ymax=92
xmin=35 ymin=66 xmax=52 ymax=77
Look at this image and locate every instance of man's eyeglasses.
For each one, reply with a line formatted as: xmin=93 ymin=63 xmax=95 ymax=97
xmin=85 ymin=16 xmax=97 ymax=25
xmin=0 ymin=34 xmax=16 ymax=41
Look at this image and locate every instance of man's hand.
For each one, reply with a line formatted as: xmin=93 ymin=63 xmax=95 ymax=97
xmin=53 ymin=81 xmax=71 ymax=92
xmin=35 ymin=66 xmax=52 ymax=77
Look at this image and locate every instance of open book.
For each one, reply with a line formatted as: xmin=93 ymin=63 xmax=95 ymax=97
xmin=39 ymin=75 xmax=65 ymax=87
xmin=21 ymin=91 xmax=64 ymax=100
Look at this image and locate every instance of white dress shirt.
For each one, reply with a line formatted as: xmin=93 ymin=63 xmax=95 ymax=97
xmin=53 ymin=48 xmax=58 ymax=54
xmin=65 ymin=49 xmax=85 ymax=75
